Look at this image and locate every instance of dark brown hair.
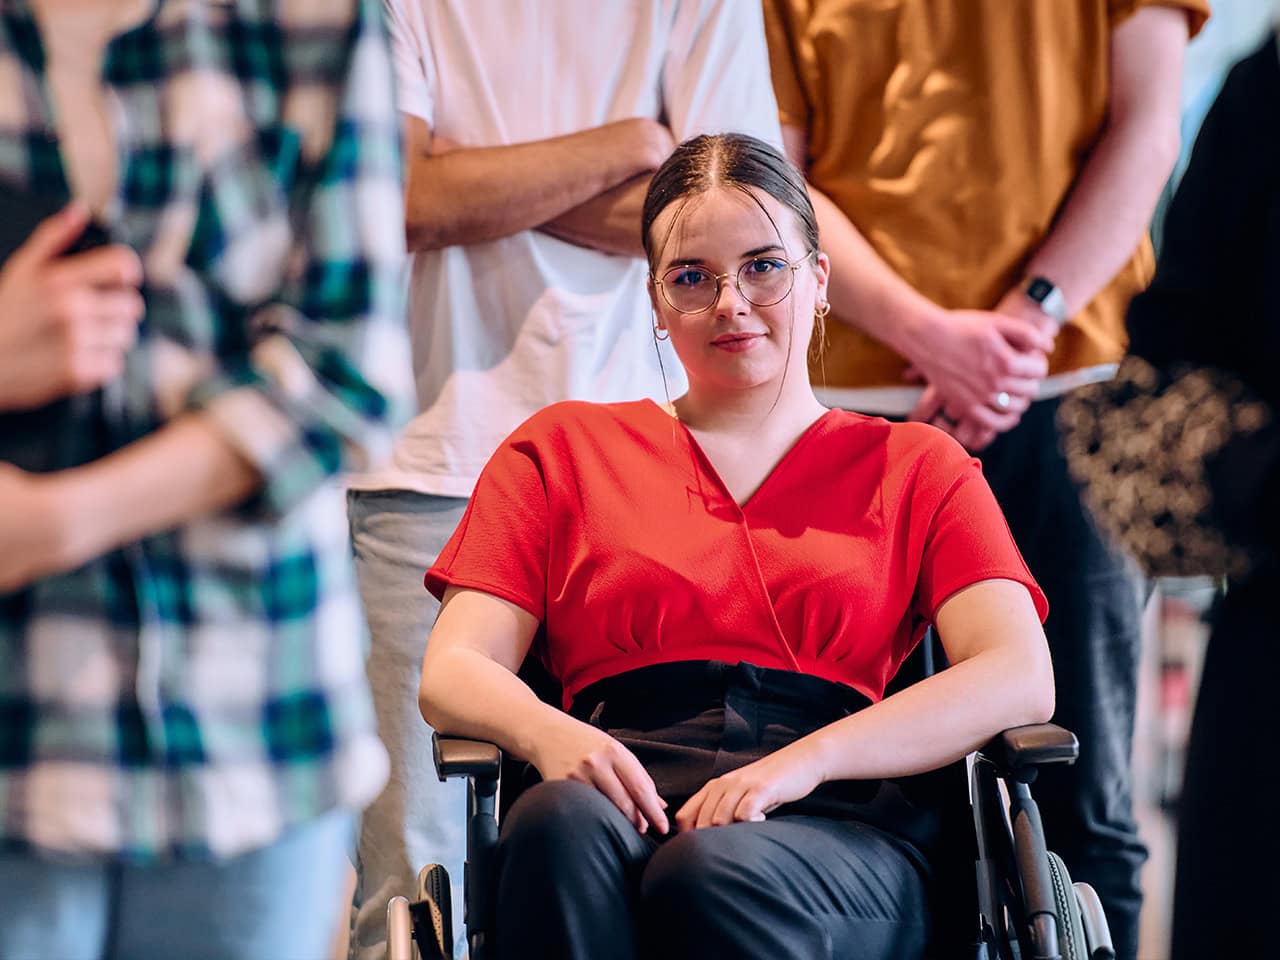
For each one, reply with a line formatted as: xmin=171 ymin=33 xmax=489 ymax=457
xmin=641 ymin=133 xmax=819 ymax=267
xmin=641 ymin=133 xmax=826 ymax=362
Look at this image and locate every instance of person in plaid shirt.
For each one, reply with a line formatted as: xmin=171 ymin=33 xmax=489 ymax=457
xmin=0 ymin=1 xmax=409 ymax=957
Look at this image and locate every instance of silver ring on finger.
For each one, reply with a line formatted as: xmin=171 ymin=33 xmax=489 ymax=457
xmin=993 ymin=390 xmax=1011 ymax=411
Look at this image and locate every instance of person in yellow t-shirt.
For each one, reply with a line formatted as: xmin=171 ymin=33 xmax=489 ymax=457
xmin=763 ymin=2 xmax=1208 ymax=958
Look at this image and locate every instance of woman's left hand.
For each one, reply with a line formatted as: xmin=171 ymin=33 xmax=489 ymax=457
xmin=674 ymin=741 xmax=826 ymax=831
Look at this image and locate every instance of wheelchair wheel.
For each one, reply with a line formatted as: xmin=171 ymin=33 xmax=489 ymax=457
xmin=1046 ymin=851 xmax=1089 ymax=960
xmin=1073 ymin=881 xmax=1116 ymax=960
xmin=416 ymin=864 xmax=454 ymax=960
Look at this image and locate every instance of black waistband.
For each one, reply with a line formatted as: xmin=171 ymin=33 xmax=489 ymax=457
xmin=569 ymin=660 xmax=873 ymax=724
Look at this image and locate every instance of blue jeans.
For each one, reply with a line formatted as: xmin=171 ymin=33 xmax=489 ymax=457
xmin=347 ymin=490 xmax=470 ymax=960
xmin=0 ymin=810 xmax=351 ymax=960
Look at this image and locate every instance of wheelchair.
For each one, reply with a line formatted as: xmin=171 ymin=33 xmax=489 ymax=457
xmin=388 ymin=645 xmax=1116 ymax=960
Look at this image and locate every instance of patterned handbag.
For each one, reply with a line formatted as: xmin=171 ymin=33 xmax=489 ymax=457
xmin=1058 ymin=355 xmax=1277 ymax=579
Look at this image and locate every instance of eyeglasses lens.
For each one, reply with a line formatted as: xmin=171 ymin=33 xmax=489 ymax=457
xmin=659 ymin=258 xmax=794 ymax=313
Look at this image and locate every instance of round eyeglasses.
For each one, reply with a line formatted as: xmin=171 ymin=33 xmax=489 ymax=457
xmin=652 ymin=252 xmax=814 ymax=315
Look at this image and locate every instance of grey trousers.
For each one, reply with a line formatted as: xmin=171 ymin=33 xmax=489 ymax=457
xmin=347 ymin=490 xmax=470 ymax=960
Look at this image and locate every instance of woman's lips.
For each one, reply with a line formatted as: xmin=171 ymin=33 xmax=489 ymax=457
xmin=710 ymin=333 xmax=765 ymax=352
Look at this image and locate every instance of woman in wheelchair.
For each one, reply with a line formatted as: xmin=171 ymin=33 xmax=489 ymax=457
xmin=418 ymin=133 xmax=1054 ymax=960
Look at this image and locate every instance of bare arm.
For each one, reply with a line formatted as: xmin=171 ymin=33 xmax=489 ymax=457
xmin=404 ymin=116 xmax=672 ymax=253
xmin=675 ymin=578 xmax=1053 ymax=828
xmin=796 ymin=7 xmax=1187 ymax=339
xmin=2 ymin=4 xmax=409 ymax=589
xmin=784 ymin=126 xmax=1052 ymax=439
xmin=531 ymin=0 xmax=782 ymax=258
xmin=67 ymin=411 xmax=259 ymax=539
xmin=425 ymin=578 xmax=1049 ymax=837
xmin=0 ymin=413 xmax=260 ymax=590
xmin=1010 ymin=6 xmax=1189 ymax=318
xmin=537 ymin=173 xmax=653 ymax=258
xmin=948 ymin=6 xmax=1189 ymax=448
xmin=782 ymin=122 xmax=938 ymax=361
xmin=786 ymin=8 xmax=1186 ymax=450
xmin=418 ymin=587 xmax=555 ymax=762
xmin=803 ymin=579 xmax=1053 ymax=781
xmin=420 ymin=587 xmax=671 ymax=835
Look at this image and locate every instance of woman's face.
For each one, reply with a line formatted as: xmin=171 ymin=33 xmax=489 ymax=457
xmin=647 ymin=185 xmax=830 ymax=395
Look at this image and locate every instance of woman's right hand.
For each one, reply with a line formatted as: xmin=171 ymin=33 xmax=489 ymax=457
xmin=0 ymin=204 xmax=144 ymax=413
xmin=530 ymin=717 xmax=669 ymax=836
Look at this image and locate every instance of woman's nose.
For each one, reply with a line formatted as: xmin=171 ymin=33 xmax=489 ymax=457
xmin=713 ymin=273 xmax=749 ymax=318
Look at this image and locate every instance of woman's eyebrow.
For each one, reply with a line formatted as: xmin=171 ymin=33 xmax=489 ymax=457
xmin=661 ymin=243 xmax=787 ymax=271
xmin=662 ymin=255 xmax=710 ymax=269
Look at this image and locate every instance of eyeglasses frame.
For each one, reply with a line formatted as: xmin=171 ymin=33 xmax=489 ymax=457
xmin=650 ymin=249 xmax=818 ymax=315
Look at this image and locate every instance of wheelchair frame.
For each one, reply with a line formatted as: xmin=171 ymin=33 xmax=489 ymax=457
xmin=388 ymin=722 xmax=1115 ymax=960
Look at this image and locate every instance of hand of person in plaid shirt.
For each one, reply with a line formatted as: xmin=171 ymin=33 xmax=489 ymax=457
xmin=0 ymin=203 xmax=142 ymax=413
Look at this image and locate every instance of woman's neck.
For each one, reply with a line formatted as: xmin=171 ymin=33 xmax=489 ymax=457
xmin=672 ymin=379 xmax=827 ymax=438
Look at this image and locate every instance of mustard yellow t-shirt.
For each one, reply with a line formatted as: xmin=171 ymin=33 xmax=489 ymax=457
xmin=764 ymin=0 xmax=1210 ymax=390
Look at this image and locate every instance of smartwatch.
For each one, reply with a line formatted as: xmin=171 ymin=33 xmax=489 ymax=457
xmin=1022 ymin=275 xmax=1069 ymax=326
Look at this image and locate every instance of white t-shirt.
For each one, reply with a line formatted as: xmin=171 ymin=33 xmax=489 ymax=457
xmin=350 ymin=0 xmax=783 ymax=497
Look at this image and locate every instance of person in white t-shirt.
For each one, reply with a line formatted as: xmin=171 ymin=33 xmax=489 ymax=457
xmin=345 ymin=2 xmax=783 ymax=956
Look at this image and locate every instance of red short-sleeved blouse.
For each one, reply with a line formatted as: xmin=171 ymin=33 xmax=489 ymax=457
xmin=426 ymin=400 xmax=1047 ymax=710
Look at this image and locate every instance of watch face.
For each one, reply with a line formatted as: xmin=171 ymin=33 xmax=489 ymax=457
xmin=1026 ymin=277 xmax=1055 ymax=303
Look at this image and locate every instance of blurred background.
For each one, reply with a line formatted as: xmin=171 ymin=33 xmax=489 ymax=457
xmin=1135 ymin=8 xmax=1277 ymax=957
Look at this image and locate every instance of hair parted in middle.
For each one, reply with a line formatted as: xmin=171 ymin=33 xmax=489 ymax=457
xmin=640 ymin=133 xmax=820 ymax=268
xmin=641 ymin=133 xmax=827 ymax=365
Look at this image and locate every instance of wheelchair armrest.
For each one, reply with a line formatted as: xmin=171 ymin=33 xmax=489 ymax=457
xmin=979 ymin=723 xmax=1078 ymax=782
xmin=432 ymin=732 xmax=502 ymax=783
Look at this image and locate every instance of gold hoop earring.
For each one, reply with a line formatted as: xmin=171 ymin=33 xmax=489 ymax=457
xmin=654 ymin=325 xmax=670 ymax=342
xmin=810 ymin=301 xmax=830 ymax=363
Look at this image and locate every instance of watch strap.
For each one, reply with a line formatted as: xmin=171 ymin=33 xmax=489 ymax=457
xmin=1023 ymin=276 xmax=1069 ymax=325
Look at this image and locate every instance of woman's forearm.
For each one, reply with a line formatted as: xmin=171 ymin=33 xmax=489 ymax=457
xmin=419 ymin=645 xmax=578 ymax=763
xmin=420 ymin=585 xmax=672 ymax=833
xmin=801 ymin=638 xmax=1054 ymax=784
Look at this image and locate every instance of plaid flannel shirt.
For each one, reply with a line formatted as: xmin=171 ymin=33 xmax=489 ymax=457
xmin=0 ymin=0 xmax=410 ymax=861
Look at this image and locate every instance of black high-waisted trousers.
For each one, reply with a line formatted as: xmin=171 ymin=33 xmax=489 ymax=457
xmin=493 ymin=660 xmax=932 ymax=960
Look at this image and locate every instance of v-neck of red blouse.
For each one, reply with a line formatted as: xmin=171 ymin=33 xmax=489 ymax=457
xmin=643 ymin=399 xmax=839 ymax=512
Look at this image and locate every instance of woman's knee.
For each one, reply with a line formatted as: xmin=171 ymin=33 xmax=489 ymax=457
xmin=498 ymin=780 xmax=631 ymax=872
xmin=495 ymin=780 xmax=649 ymax=960
xmin=639 ymin=822 xmax=929 ymax=960
xmin=640 ymin=828 xmax=741 ymax=915
xmin=639 ymin=829 xmax=796 ymax=957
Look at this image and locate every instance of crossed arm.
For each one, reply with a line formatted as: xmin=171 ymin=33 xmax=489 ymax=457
xmin=403 ymin=115 xmax=673 ymax=257
xmin=0 ymin=10 xmax=409 ymax=591
xmin=0 ymin=211 xmax=262 ymax=593
xmin=790 ymin=5 xmax=1189 ymax=449
xmin=419 ymin=578 xmax=1052 ymax=836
